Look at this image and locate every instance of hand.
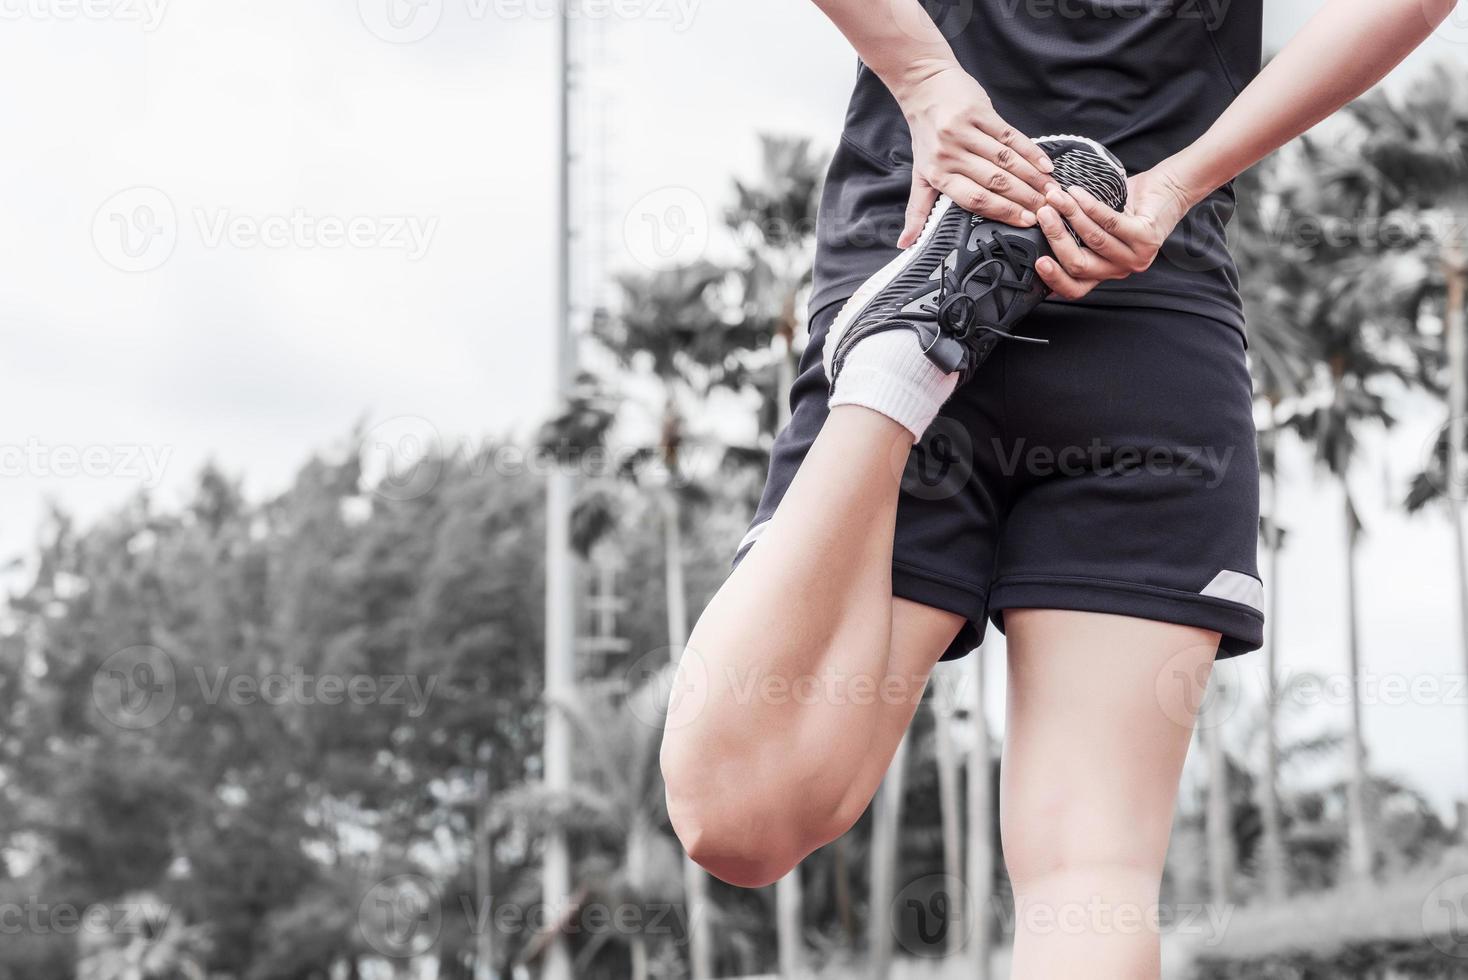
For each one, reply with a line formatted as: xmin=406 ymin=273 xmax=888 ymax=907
xmin=1032 ymin=163 xmax=1200 ymax=300
xmin=895 ymin=65 xmax=1056 ymax=247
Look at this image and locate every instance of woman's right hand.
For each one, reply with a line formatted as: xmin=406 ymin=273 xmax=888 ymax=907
xmin=894 ymin=64 xmax=1055 ymax=247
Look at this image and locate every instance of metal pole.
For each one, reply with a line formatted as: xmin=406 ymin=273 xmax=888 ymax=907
xmin=541 ymin=2 xmax=576 ymax=977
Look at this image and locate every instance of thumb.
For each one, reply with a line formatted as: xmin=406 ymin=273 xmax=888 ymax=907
xmin=900 ymin=175 xmax=939 ymax=249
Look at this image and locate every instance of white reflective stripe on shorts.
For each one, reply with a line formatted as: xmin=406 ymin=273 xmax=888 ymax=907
xmin=1200 ymin=570 xmax=1264 ymax=614
xmin=737 ymin=519 xmax=772 ymax=557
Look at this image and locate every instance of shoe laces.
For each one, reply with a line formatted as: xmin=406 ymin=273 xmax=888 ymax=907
xmin=909 ymin=234 xmax=1047 ymax=349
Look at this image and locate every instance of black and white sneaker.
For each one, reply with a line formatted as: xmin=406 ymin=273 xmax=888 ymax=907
xmin=823 ymin=134 xmax=1128 ymax=388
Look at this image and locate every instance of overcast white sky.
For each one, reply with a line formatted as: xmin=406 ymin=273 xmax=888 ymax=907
xmin=2 ymin=0 xmax=1466 ymax=813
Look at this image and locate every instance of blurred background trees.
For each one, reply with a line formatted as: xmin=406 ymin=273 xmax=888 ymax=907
xmin=3 ymin=63 xmax=1468 ymax=980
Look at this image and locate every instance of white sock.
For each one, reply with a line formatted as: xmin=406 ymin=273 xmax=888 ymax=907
xmin=827 ymin=329 xmax=958 ymax=440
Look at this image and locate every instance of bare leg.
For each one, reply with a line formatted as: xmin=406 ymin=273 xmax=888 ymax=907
xmin=661 ymin=406 xmax=963 ymax=887
xmin=1000 ymin=609 xmax=1218 ymax=980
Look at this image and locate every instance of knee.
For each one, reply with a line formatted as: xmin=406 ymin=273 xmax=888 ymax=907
xmin=661 ymin=745 xmax=859 ymax=888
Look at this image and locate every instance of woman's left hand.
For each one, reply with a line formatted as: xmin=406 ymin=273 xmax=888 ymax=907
xmin=1032 ymin=164 xmax=1199 ymax=300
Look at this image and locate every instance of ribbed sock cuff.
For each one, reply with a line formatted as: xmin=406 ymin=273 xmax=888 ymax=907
xmin=828 ymin=330 xmax=958 ymax=439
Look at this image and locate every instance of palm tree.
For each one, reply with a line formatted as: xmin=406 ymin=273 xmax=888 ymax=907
xmin=1278 ymin=65 xmax=1468 ymax=876
xmin=1234 ymin=153 xmax=1318 ymax=900
xmin=1289 ymin=302 xmax=1397 ymax=884
xmin=1346 ymin=66 xmax=1468 ymax=800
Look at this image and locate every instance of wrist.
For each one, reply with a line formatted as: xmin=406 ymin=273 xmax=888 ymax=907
xmin=887 ymin=56 xmax=962 ymax=115
xmin=1155 ymin=146 xmax=1222 ymax=211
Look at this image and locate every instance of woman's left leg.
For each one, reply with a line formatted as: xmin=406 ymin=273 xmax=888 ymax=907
xmin=999 ymin=608 xmax=1218 ymax=980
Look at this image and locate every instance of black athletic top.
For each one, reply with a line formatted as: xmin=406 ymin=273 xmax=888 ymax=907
xmin=811 ymin=0 xmax=1263 ymax=332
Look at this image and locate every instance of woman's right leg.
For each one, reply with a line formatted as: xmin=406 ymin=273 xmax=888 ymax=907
xmin=660 ymin=404 xmax=964 ymax=887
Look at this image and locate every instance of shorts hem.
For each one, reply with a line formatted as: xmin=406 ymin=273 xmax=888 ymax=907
xmin=987 ymin=574 xmax=1263 ymax=658
xmin=891 ymin=560 xmax=989 ymax=662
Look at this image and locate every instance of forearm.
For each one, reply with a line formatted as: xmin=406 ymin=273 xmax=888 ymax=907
xmin=1164 ymin=0 xmax=1457 ymax=204
xmin=809 ymin=0 xmax=957 ymax=104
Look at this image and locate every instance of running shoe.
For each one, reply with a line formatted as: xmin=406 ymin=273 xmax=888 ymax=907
xmin=823 ymin=135 xmax=1128 ymax=387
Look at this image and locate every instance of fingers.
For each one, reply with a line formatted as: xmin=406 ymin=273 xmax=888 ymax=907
xmin=934 ymin=173 xmax=1037 ymax=228
xmin=1035 ymin=206 xmax=1108 ymax=280
xmin=1035 ymin=254 xmax=1099 ymax=300
xmin=943 ymin=152 xmax=1046 ymax=215
xmin=1067 ymin=184 xmax=1150 ymax=248
xmin=956 ymin=129 xmax=1053 ymax=196
xmin=1042 ymin=185 xmax=1135 ymax=267
xmin=900 ymin=177 xmax=940 ymax=248
xmin=972 ymin=109 xmax=1055 ymax=184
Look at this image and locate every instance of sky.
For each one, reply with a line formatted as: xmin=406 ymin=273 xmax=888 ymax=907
xmin=2 ymin=0 xmax=1467 ymax=814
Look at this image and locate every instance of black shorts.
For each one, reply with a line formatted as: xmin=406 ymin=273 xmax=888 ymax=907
xmin=733 ymin=299 xmax=1264 ymax=661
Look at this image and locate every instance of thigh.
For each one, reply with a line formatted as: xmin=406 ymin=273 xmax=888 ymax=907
xmin=999 ymin=608 xmax=1218 ymax=882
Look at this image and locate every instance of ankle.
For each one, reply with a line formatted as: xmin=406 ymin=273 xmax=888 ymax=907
xmin=828 ymin=329 xmax=957 ymax=439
